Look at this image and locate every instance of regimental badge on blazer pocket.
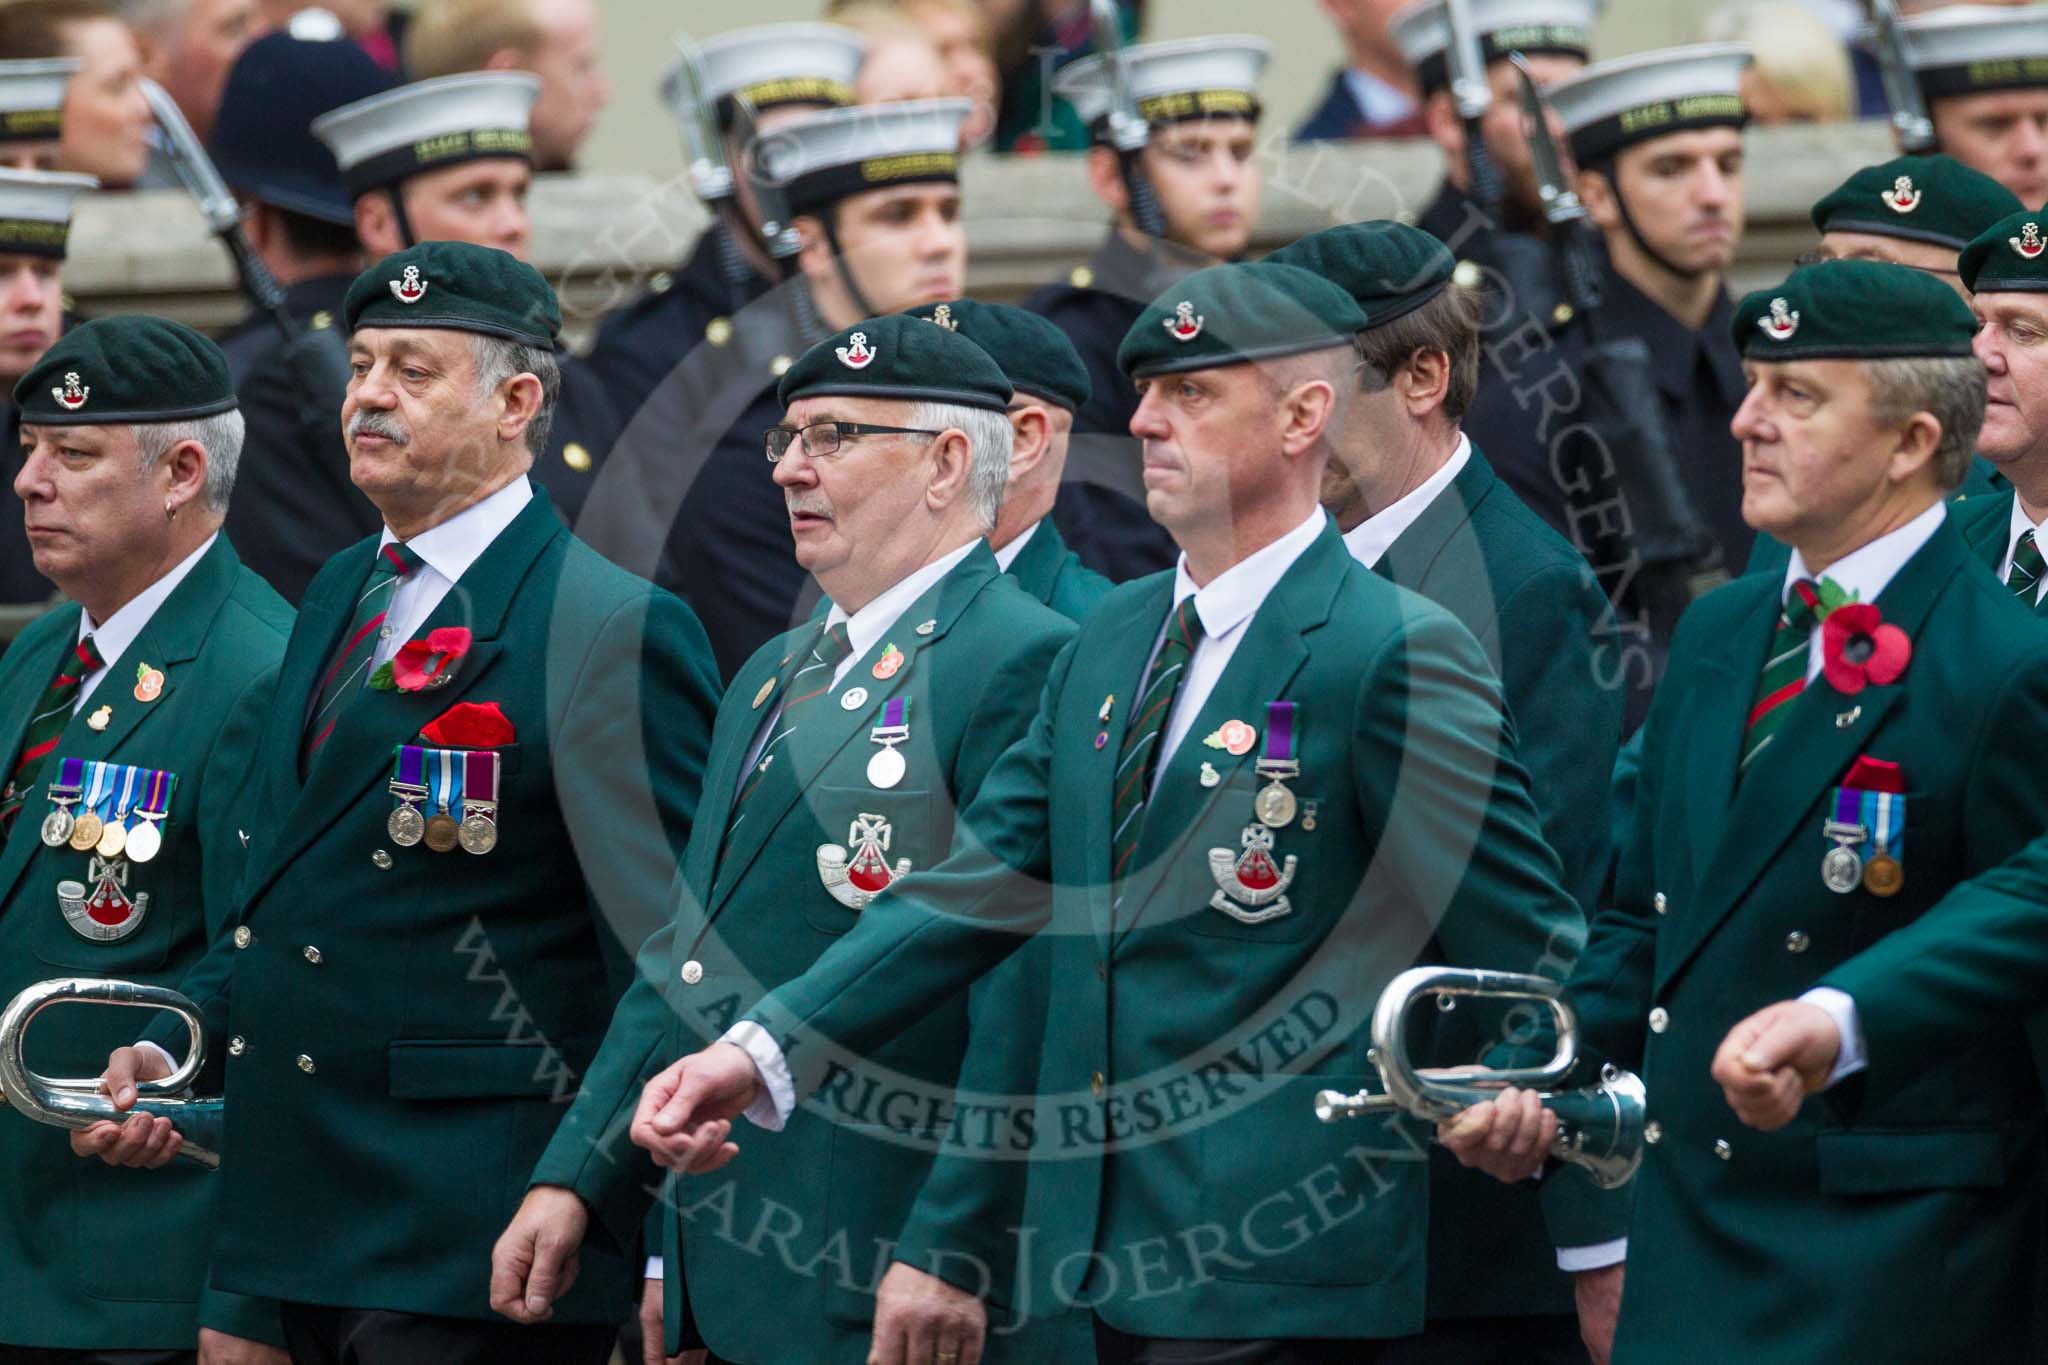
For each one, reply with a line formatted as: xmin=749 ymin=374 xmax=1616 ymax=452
xmin=43 ymin=758 xmax=177 ymax=945
xmin=808 ymin=786 xmax=932 ymax=933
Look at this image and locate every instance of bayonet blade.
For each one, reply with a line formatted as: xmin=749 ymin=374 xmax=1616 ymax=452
xmin=1510 ymin=54 xmax=1584 ymax=228
xmin=662 ymin=34 xmax=735 ymax=203
xmin=733 ymin=93 xmax=800 ymax=261
xmin=139 ymin=78 xmax=239 ymax=234
xmin=1863 ymin=0 xmax=1935 ymax=154
xmin=1090 ymin=0 xmax=1147 ymax=153
xmin=1442 ymin=0 xmax=1493 ymax=122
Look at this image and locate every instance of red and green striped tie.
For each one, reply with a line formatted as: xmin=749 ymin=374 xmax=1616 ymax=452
xmin=725 ymin=621 xmax=853 ymax=838
xmin=1740 ymin=578 xmax=1823 ymax=777
xmin=2007 ymin=528 xmax=2044 ymax=601
xmin=0 ymin=634 xmax=104 ymax=830
xmin=302 ymin=541 xmax=422 ymax=766
xmin=1111 ymin=597 xmax=1204 ymax=882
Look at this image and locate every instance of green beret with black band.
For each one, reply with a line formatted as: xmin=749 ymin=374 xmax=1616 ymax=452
xmin=16 ymin=315 xmax=237 ymax=425
xmin=1267 ymin=221 xmax=1454 ymax=329
xmin=1734 ymin=259 xmax=1975 ymax=362
xmin=779 ymin=312 xmax=1013 ymax=413
xmin=1811 ymin=155 xmax=2021 ymax=252
xmin=1960 ymin=208 xmax=2048 ymax=294
xmin=1118 ymin=261 xmax=1368 ymax=380
xmin=344 ymin=241 xmax=561 ymax=347
xmin=905 ymin=299 xmax=1091 ymax=410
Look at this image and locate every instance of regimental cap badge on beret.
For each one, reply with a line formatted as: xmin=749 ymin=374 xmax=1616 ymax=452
xmin=1811 ymin=154 xmax=2020 ymax=251
xmin=1165 ymin=301 xmax=1205 ymax=342
xmin=903 ymin=297 xmax=1092 ymax=410
xmin=52 ymin=370 xmax=86 ymax=410
xmin=2014 ymin=222 xmax=2045 ymax=260
xmin=390 ymin=264 xmax=428 ymax=304
xmin=1757 ymin=298 xmax=1799 ymax=341
xmin=779 ymin=312 xmax=1012 ymax=411
xmin=836 ymin=331 xmax=876 ymax=369
xmin=928 ymin=304 xmax=956 ymax=331
xmin=15 ymin=315 xmax=237 ymax=424
xmin=1882 ymin=176 xmax=1921 ymax=214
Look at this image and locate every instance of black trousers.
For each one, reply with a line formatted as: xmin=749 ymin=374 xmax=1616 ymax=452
xmin=1093 ymin=1311 xmax=1587 ymax=1365
xmin=277 ymin=1303 xmax=614 ymax=1365
xmin=0 ymin=1351 xmax=192 ymax=1365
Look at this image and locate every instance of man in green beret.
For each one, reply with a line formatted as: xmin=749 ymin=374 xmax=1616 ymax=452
xmin=1274 ymin=218 xmax=1622 ymax=1364
xmin=1450 ymin=259 xmax=2048 ymax=1364
xmin=0 ymin=316 xmax=290 ymax=1359
xmin=907 ymin=298 xmax=1114 ymax=623
xmin=495 ymin=310 xmax=1075 ymax=1365
xmin=552 ymin=260 xmax=1586 ymax=1362
xmin=78 ymin=241 xmax=721 ymax=1365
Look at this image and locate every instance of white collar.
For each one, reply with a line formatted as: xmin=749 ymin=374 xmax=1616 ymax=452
xmin=2005 ymin=493 xmax=2045 ymax=562
xmin=377 ymin=475 xmax=533 ymax=582
xmin=78 ymin=532 xmax=219 ymax=662
xmin=992 ymin=520 xmax=1042 ymax=574
xmin=1341 ymin=434 xmax=1472 ymax=569
xmin=1783 ymin=500 xmax=1947 ymax=608
xmin=826 ymin=539 xmax=979 ymax=661
xmin=1343 ymin=68 xmax=1417 ymax=124
xmin=1170 ymin=507 xmax=1328 ymax=642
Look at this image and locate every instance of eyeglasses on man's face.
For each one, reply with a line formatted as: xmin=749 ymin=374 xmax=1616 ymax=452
xmin=763 ymin=420 xmax=943 ymax=461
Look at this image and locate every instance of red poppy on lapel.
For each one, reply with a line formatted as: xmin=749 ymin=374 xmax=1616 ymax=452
xmin=370 ymin=626 xmax=472 ymax=693
xmin=1821 ymin=604 xmax=1910 ymax=695
xmin=420 ymin=700 xmax=514 ymax=748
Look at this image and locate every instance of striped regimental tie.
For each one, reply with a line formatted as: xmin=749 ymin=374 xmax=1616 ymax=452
xmin=1740 ymin=577 xmax=1824 ymax=777
xmin=301 ymin=541 xmax=423 ymax=767
xmin=0 ymin=634 xmax=104 ymax=830
xmin=724 ymin=621 xmax=854 ymax=838
xmin=1110 ymin=597 xmax=1205 ymax=887
xmin=2007 ymin=528 xmax=2045 ymax=601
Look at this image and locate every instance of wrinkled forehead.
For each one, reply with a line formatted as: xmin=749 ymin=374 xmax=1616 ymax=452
xmin=784 ymin=394 xmax=914 ymax=426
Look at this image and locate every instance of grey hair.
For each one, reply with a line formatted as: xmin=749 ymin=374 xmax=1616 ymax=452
xmin=469 ymin=332 xmax=561 ymax=457
xmin=1863 ymin=355 xmax=1985 ymax=491
xmin=135 ymin=409 xmax=245 ymax=515
xmin=907 ymin=400 xmax=1012 ymax=531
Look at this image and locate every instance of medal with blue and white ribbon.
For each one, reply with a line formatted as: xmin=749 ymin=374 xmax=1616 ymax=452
xmin=388 ymin=745 xmax=428 ymax=846
xmin=1862 ymin=791 xmax=1904 ymax=897
xmin=1821 ymin=788 xmax=1869 ymax=894
xmin=423 ymin=748 xmax=463 ymax=853
xmin=1253 ymin=701 xmax=1299 ymax=828
xmin=867 ymin=697 xmax=910 ymax=789
xmin=95 ymin=763 xmax=140 ymax=860
xmin=68 ymin=761 xmax=109 ymax=853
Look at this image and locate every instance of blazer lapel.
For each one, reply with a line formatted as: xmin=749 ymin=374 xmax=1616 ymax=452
xmin=0 ymin=621 xmax=79 ymax=908
xmin=1658 ymin=522 xmax=1966 ymax=990
xmin=1681 ymin=582 xmax=1781 ymax=875
xmin=1002 ymin=521 xmax=1062 ymax=603
xmin=1373 ymin=449 xmax=1490 ymax=589
xmin=260 ymin=542 xmax=369 ymax=809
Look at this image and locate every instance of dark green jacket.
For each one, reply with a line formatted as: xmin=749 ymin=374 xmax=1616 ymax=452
xmin=1372 ymin=448 xmax=1628 ymax=1316
xmin=0 ymin=536 xmax=289 ymax=1350
xmin=1571 ymin=515 xmax=2048 ymax=1363
xmin=157 ymin=492 xmax=720 ymax=1324
xmin=532 ymin=543 xmax=1073 ymax=1363
xmin=743 ymin=520 xmax=1584 ymax=1347
xmin=1004 ymin=519 xmax=1113 ymax=624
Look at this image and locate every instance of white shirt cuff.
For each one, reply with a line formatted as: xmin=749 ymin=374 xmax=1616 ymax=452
xmin=644 ymin=1255 xmax=663 ymax=1280
xmin=1557 ymin=1238 xmax=1627 ymax=1272
xmin=718 ymin=1020 xmax=793 ymax=1131
xmin=134 ymin=1040 xmax=178 ymax=1077
xmin=1798 ymin=987 xmax=1866 ymax=1086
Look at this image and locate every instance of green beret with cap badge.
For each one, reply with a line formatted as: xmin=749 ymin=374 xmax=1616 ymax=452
xmin=15 ymin=315 xmax=237 ymax=425
xmin=1734 ymin=259 xmax=1975 ymax=361
xmin=778 ymin=312 xmax=1013 ymax=412
xmin=1811 ymin=154 xmax=2021 ymax=252
xmin=1266 ymin=220 xmax=1455 ymax=328
xmin=1960 ymin=208 xmax=2048 ymax=295
xmin=905 ymin=298 xmax=1091 ymax=410
xmin=344 ymin=240 xmax=561 ymax=348
xmin=1117 ymin=262 xmax=1367 ymax=381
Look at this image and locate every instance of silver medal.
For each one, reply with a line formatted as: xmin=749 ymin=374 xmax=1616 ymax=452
xmin=458 ymin=810 xmax=498 ymax=855
xmin=1254 ymin=780 xmax=1297 ymax=828
xmin=124 ymin=815 xmax=163 ymax=864
xmin=867 ymin=744 xmax=906 ymax=789
xmin=388 ymin=801 xmax=425 ymax=846
xmin=40 ymin=806 xmax=73 ymax=847
xmin=1821 ymin=842 xmax=1863 ymax=894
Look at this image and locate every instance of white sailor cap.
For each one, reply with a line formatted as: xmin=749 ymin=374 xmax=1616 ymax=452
xmin=754 ymin=97 xmax=971 ymax=216
xmin=1389 ymin=0 xmax=1602 ymax=96
xmin=312 ymin=72 xmax=538 ymax=198
xmin=0 ymin=60 xmax=78 ymax=145
xmin=0 ymin=169 xmax=95 ymax=259
xmin=1547 ymin=43 xmax=1750 ymax=166
xmin=1054 ymin=36 xmax=1271 ymax=136
xmin=682 ymin=23 xmax=865 ymax=128
xmin=1888 ymin=6 xmax=2048 ymax=101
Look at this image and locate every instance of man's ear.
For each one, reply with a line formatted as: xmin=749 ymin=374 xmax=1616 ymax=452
xmin=495 ymin=372 xmax=545 ymax=448
xmin=926 ymin=427 xmax=973 ymax=511
xmin=1889 ymin=412 xmax=1943 ymax=486
xmin=1279 ymin=378 xmax=1339 ymax=458
xmin=793 ymin=214 xmax=833 ymax=278
xmin=1577 ymin=166 xmax=1618 ymax=232
xmin=1422 ymin=89 xmax=1464 ymax=160
xmin=1085 ymin=145 xmax=1128 ymax=218
xmin=1399 ymin=348 xmax=1452 ymax=417
xmin=1009 ymin=404 xmax=1052 ymax=481
xmin=158 ymin=438 xmax=210 ymax=517
xmin=354 ymin=193 xmax=400 ymax=258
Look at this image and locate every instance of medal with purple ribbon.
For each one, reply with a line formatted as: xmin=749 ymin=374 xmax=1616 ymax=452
xmin=40 ymin=756 xmax=85 ymax=847
xmin=1821 ymin=787 xmax=1867 ymax=894
xmin=1252 ymin=701 xmax=1300 ymax=828
xmin=867 ymin=697 xmax=910 ymax=789
xmin=123 ymin=768 xmax=174 ymax=864
xmin=458 ymin=749 xmax=499 ymax=855
xmin=387 ymin=744 xmax=428 ymax=846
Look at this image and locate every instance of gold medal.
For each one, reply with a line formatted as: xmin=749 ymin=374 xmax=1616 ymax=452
xmin=424 ymin=812 xmax=460 ymax=853
xmin=96 ymin=819 xmax=126 ymax=860
xmin=1254 ymin=779 xmax=1297 ymax=828
xmin=68 ymin=812 xmax=102 ymax=852
xmin=1863 ymin=853 xmax=1903 ymax=897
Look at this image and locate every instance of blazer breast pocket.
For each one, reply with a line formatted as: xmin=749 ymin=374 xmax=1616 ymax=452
xmin=804 ymin=786 xmax=935 ymax=935
xmin=1185 ymin=790 xmax=1320 ymax=944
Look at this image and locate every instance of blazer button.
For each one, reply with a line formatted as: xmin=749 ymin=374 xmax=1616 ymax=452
xmin=227 ymin=1036 xmax=246 ymax=1057
xmin=1713 ymin=1138 xmax=1733 ymax=1161
xmin=1090 ymin=1071 xmax=1105 ymax=1097
xmin=1653 ymin=892 xmax=1668 ymax=916
xmin=680 ymin=960 xmax=704 ymax=985
xmin=1785 ymin=931 xmax=1810 ymax=954
xmin=1648 ymin=1007 xmax=1669 ymax=1033
xmin=371 ymin=849 xmax=393 ymax=869
xmin=1643 ymin=1120 xmax=1662 ymax=1144
xmin=233 ymin=925 xmax=252 ymax=949
xmin=302 ymin=945 xmax=323 ymax=964
xmin=296 ymin=1055 xmax=316 ymax=1074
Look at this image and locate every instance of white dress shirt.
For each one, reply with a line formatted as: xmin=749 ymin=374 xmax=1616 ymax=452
xmin=1780 ymin=500 xmax=1946 ymax=683
xmin=1339 ymin=436 xmax=1471 ymax=570
xmin=991 ymin=520 xmax=1042 ymax=574
xmin=371 ymin=476 xmax=533 ymax=673
xmin=1343 ymin=68 xmax=1419 ymax=126
xmin=74 ymin=533 xmax=219 ymax=710
xmin=1997 ymin=496 xmax=2048 ymax=605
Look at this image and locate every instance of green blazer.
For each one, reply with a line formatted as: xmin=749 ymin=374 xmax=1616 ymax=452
xmin=155 ymin=491 xmax=720 ymax=1325
xmin=742 ymin=520 xmax=1583 ymax=1347
xmin=532 ymin=543 xmax=1073 ymax=1363
xmin=1374 ymin=448 xmax=1628 ymax=1315
xmin=1004 ymin=519 xmax=1114 ymax=623
xmin=1570 ymin=515 xmax=2048 ymax=1364
xmin=0 ymin=535 xmax=289 ymax=1351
